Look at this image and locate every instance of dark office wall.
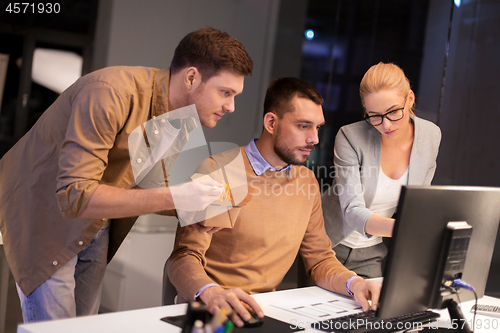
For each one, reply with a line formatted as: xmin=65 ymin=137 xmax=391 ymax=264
xmin=420 ymin=0 xmax=500 ymax=187
xmin=92 ymin=0 xmax=281 ymax=147
xmin=419 ymin=0 xmax=500 ymax=297
xmin=269 ymin=0 xmax=309 ymax=80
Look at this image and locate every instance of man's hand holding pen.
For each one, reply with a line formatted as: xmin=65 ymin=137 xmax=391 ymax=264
xmin=170 ymin=179 xmax=224 ymax=212
xmin=170 ymin=178 xmax=226 ymax=230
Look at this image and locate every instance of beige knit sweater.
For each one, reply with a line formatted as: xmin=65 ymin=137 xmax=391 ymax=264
xmin=167 ymin=147 xmax=356 ymax=301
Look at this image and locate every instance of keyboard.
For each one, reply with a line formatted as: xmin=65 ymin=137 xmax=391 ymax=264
xmin=311 ymin=309 xmax=440 ymax=333
xmin=471 ymin=304 xmax=500 ymax=318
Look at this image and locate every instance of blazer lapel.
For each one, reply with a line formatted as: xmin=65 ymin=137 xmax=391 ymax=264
xmin=363 ymin=126 xmax=381 ymax=208
xmin=408 ymin=117 xmax=426 ymax=185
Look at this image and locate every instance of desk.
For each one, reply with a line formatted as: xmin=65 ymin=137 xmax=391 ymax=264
xmin=17 ymin=287 xmax=500 ymax=333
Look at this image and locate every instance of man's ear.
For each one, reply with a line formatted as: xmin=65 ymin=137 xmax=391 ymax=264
xmin=184 ymin=67 xmax=201 ymax=90
xmin=263 ymin=112 xmax=278 ymax=135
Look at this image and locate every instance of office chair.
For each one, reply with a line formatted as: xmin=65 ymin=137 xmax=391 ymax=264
xmin=162 ymin=260 xmax=179 ymax=305
xmin=297 ymin=255 xmax=315 ymax=288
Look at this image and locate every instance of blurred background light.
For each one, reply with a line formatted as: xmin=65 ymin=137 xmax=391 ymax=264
xmin=305 ymin=29 xmax=315 ymax=40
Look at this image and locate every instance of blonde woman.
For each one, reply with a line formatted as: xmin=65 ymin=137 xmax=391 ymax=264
xmin=322 ymin=62 xmax=441 ymax=278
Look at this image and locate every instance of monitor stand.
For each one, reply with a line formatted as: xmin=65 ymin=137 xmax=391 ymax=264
xmin=420 ymin=299 xmax=472 ymax=333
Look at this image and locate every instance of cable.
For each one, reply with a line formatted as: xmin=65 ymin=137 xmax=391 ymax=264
xmin=450 ymin=278 xmax=477 ymax=332
xmin=471 ymin=289 xmax=478 ymax=333
xmin=452 ymin=278 xmax=475 ymax=291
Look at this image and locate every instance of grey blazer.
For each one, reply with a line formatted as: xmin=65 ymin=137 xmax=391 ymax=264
xmin=321 ymin=116 xmax=441 ymax=247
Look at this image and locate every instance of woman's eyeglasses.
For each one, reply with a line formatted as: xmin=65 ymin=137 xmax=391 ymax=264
xmin=364 ymin=97 xmax=406 ymax=126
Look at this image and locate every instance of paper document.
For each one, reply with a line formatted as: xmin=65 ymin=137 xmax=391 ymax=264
xmin=271 ymin=294 xmax=363 ymax=322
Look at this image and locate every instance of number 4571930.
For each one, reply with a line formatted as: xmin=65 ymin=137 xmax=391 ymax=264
xmin=5 ymin=3 xmax=61 ymax=14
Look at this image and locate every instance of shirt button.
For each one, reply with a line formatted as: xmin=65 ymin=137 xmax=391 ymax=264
xmin=52 ymin=261 xmax=58 ymax=266
xmin=154 ymin=130 xmax=159 ymax=135
xmin=161 ymin=118 xmax=166 ymax=123
xmin=78 ymin=241 xmax=84 ymax=246
xmin=136 ymin=158 xmax=142 ymax=163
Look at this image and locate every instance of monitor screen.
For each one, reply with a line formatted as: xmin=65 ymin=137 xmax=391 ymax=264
xmin=376 ymin=185 xmax=500 ymax=319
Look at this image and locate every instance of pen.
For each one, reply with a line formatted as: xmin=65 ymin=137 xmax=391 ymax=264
xmin=190 ymin=319 xmax=205 ymax=333
xmin=210 ymin=308 xmax=227 ymax=328
xmin=223 ymin=320 xmax=234 ymax=333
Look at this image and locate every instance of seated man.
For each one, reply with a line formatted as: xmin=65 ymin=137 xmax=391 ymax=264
xmin=167 ymin=77 xmax=381 ymax=327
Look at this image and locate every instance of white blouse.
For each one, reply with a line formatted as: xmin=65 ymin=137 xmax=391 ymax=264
xmin=340 ymin=167 xmax=408 ymax=249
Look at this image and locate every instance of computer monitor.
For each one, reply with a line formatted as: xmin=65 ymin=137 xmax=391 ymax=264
xmin=376 ymin=185 xmax=500 ymax=319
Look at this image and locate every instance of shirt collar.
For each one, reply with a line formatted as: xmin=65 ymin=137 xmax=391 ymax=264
xmin=244 ymin=139 xmax=292 ymax=178
xmin=152 ymin=68 xmax=197 ymax=134
xmin=151 ymin=68 xmax=171 ymax=118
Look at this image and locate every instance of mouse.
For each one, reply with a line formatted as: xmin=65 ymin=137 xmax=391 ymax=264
xmin=242 ymin=309 xmax=264 ymax=328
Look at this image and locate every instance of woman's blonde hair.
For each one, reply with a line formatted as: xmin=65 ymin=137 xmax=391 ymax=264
xmin=360 ymin=62 xmax=415 ymax=115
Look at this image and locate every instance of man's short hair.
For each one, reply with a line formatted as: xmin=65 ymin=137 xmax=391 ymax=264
xmin=170 ymin=27 xmax=253 ymax=81
xmin=263 ymin=77 xmax=324 ymax=118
